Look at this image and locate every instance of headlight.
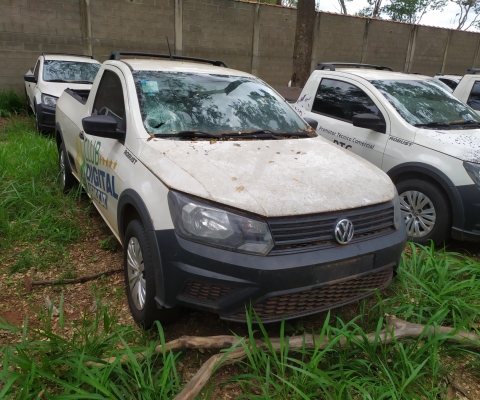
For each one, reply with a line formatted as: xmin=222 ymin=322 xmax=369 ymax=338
xmin=168 ymin=190 xmax=274 ymax=256
xmin=393 ymin=188 xmax=403 ymax=230
xmin=41 ymin=94 xmax=58 ymax=107
xmin=464 ymin=161 xmax=480 ymax=188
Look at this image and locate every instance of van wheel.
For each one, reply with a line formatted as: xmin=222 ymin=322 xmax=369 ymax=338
xmin=58 ymin=142 xmax=76 ymax=193
xmin=34 ymin=102 xmax=43 ymax=134
xmin=124 ymin=219 xmax=179 ymax=329
xmin=396 ymin=179 xmax=450 ymax=245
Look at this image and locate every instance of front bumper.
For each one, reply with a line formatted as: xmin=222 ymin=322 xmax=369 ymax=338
xmin=451 ymin=184 xmax=480 ymax=242
xmin=35 ymin=102 xmax=56 ymax=131
xmin=154 ymin=225 xmax=407 ymax=323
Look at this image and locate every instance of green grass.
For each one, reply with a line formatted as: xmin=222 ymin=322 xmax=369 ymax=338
xmin=372 ymin=242 xmax=480 ymax=330
xmin=0 ymin=296 xmax=182 ymax=399
xmin=214 ymin=244 xmax=480 ymax=399
xmin=0 ymin=117 xmax=88 ymax=273
xmin=0 ymin=90 xmax=25 ymax=117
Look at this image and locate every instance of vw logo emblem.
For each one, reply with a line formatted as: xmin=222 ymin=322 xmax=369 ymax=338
xmin=334 ymin=219 xmax=354 ymax=245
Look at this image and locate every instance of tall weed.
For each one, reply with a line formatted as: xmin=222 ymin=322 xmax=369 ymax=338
xmin=0 ymin=118 xmax=87 ymax=272
xmin=0 ymin=297 xmax=181 ymax=399
xmin=0 ymin=90 xmax=25 ymax=117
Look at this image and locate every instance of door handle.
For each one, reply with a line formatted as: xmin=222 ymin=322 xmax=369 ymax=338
xmin=79 ymin=131 xmax=84 ymax=140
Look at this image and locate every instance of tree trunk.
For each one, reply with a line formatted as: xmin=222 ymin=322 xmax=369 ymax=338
xmin=372 ymin=0 xmax=382 ymax=18
xmin=338 ymin=0 xmax=348 ymax=14
xmin=291 ymin=0 xmax=316 ymax=87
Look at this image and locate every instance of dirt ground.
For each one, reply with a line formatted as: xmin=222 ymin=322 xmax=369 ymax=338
xmin=1 ymin=186 xmax=480 ymax=399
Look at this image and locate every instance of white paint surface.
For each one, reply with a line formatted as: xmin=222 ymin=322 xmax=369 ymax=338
xmin=140 ymin=136 xmax=395 ymax=217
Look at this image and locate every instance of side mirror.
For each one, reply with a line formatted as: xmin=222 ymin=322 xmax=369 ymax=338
xmin=352 ymin=113 xmax=386 ymax=133
xmin=303 ymin=117 xmax=318 ymax=130
xmin=24 ymin=74 xmax=36 ymax=83
xmin=82 ymin=115 xmax=126 ymax=144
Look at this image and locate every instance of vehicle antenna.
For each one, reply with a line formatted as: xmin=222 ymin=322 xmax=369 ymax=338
xmin=166 ymin=36 xmax=174 ymax=61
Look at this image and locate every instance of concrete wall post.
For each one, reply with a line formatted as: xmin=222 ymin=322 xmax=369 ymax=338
xmin=79 ymin=0 xmax=92 ymax=57
xmin=175 ymin=0 xmax=183 ymax=55
xmin=251 ymin=3 xmax=260 ymax=76
xmin=440 ymin=30 xmax=452 ymax=74
xmin=404 ymin=24 xmax=418 ymax=73
xmin=310 ymin=12 xmax=321 ymax=73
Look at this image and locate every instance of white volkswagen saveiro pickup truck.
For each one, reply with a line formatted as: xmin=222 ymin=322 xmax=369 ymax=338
xmin=55 ymin=52 xmax=406 ymax=327
xmin=24 ymin=53 xmax=100 ymax=132
xmin=293 ymin=62 xmax=480 ymax=245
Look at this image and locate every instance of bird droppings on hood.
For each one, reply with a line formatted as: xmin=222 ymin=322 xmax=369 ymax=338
xmin=418 ymin=130 xmax=480 ymax=163
xmin=139 ymin=137 xmax=395 ymax=217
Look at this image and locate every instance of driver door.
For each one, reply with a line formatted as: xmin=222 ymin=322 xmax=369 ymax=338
xmin=81 ymin=68 xmax=127 ymax=233
xmin=305 ymin=77 xmax=390 ymax=168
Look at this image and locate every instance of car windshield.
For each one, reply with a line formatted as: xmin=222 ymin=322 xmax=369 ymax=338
xmin=43 ymin=60 xmax=100 ymax=83
xmin=371 ymin=79 xmax=480 ymax=127
xmin=132 ymin=71 xmax=308 ymax=135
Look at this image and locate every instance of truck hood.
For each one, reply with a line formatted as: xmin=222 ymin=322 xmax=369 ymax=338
xmin=40 ymin=82 xmax=92 ymax=98
xmin=139 ymin=137 xmax=394 ymax=217
xmin=415 ymin=128 xmax=480 ymax=163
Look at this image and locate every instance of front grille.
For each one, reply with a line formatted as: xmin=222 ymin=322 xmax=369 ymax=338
xmin=229 ymin=267 xmax=393 ymax=322
xmin=178 ymin=281 xmax=235 ymax=303
xmin=268 ymin=202 xmax=395 ymax=255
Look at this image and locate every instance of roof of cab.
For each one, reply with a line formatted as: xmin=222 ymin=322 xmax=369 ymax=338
xmin=43 ymin=54 xmax=100 ymax=64
xmin=109 ymin=58 xmax=255 ymax=78
xmin=330 ymin=68 xmax=431 ymax=81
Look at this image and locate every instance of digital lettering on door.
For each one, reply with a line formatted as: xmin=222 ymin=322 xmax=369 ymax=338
xmin=83 ymin=138 xmax=118 ymax=210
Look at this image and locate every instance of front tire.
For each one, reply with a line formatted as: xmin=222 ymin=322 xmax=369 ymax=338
xmin=58 ymin=142 xmax=76 ymax=193
xmin=396 ymin=178 xmax=451 ymax=245
xmin=123 ymin=219 xmax=179 ymax=328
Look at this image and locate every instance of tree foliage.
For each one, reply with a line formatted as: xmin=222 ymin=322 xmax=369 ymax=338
xmin=451 ymin=0 xmax=480 ymax=30
xmin=357 ymin=0 xmax=446 ymax=24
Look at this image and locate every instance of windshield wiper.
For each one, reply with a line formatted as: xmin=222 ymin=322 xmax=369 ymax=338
xmin=45 ymin=79 xmax=93 ymax=84
xmin=414 ymin=122 xmax=451 ymax=128
xmin=221 ymin=130 xmax=312 ymax=140
xmin=153 ymin=131 xmax=220 ymax=138
xmin=447 ymin=120 xmax=480 ymax=127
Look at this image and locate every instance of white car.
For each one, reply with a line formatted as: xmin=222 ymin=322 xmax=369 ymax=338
xmin=452 ymin=69 xmax=480 ymax=115
xmin=24 ymin=53 xmax=101 ymax=132
xmin=435 ymin=73 xmax=462 ymax=91
xmin=54 ymin=52 xmax=406 ymax=327
xmin=293 ymin=62 xmax=480 ymax=245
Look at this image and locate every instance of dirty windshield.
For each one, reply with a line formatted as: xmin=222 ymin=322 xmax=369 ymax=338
xmin=43 ymin=60 xmax=100 ymax=83
xmin=132 ymin=71 xmax=308 ymax=135
xmin=371 ymin=80 xmax=480 ymax=128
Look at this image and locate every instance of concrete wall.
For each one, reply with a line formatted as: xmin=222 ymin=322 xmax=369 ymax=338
xmin=1 ymin=0 xmax=480 ymax=92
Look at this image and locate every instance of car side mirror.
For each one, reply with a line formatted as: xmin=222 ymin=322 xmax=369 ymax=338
xmin=24 ymin=74 xmax=36 ymax=83
xmin=303 ymin=117 xmax=318 ymax=130
xmin=82 ymin=115 xmax=126 ymax=144
xmin=352 ymin=113 xmax=386 ymax=133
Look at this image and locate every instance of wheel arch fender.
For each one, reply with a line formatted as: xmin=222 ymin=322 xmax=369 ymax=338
xmin=386 ymin=162 xmax=464 ymax=229
xmin=55 ymin=122 xmax=63 ymax=149
xmin=118 ymin=189 xmax=169 ymax=308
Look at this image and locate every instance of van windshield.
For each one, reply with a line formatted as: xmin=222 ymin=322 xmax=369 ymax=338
xmin=43 ymin=60 xmax=100 ymax=83
xmin=132 ymin=71 xmax=308 ymax=135
xmin=371 ymin=80 xmax=480 ymax=128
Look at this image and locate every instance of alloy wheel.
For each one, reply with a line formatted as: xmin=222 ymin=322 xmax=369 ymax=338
xmin=399 ymin=190 xmax=436 ymax=237
xmin=127 ymin=237 xmax=146 ymax=310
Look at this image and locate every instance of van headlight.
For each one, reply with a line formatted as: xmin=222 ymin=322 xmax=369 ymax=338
xmin=464 ymin=161 xmax=480 ymax=188
xmin=41 ymin=94 xmax=58 ymax=107
xmin=393 ymin=188 xmax=403 ymax=230
xmin=168 ymin=190 xmax=274 ymax=256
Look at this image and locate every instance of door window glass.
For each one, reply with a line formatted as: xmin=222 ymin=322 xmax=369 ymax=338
xmin=312 ymin=78 xmax=381 ymax=122
xmin=93 ymin=70 xmax=126 ymax=130
xmin=467 ymin=81 xmax=480 ymax=111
